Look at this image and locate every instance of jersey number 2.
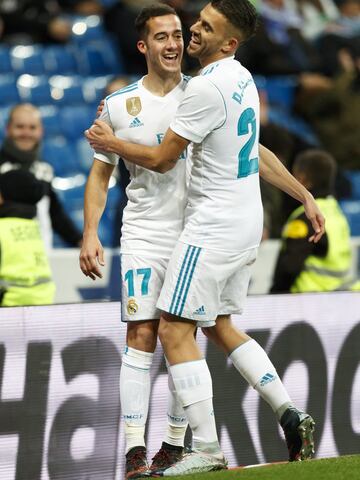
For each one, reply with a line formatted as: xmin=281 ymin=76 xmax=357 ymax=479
xmin=124 ymin=268 xmax=151 ymax=297
xmin=237 ymin=107 xmax=259 ymax=178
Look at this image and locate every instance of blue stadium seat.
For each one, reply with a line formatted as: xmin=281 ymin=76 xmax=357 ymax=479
xmin=52 ymin=181 xmax=86 ymax=247
xmin=48 ymin=75 xmax=85 ymax=105
xmin=10 ymin=45 xmax=46 ymax=75
xmin=0 ymin=75 xmax=20 ymax=104
xmin=71 ymin=15 xmax=105 ymax=43
xmin=42 ymin=136 xmax=80 ymax=176
xmin=98 ymin=183 xmax=121 ymax=246
xmin=78 ymin=40 xmax=123 ymax=75
xmin=268 ymin=107 xmax=319 ymax=146
xmin=53 ymin=177 xmax=121 ymax=247
xmin=339 ymin=200 xmax=360 ymax=236
xmin=59 ymin=105 xmax=96 ymax=140
xmin=17 ymin=74 xmax=52 ymax=105
xmin=0 ymin=46 xmax=12 ymax=74
xmin=43 ymin=46 xmax=79 ymax=75
xmin=265 ymin=76 xmax=298 ymax=111
xmin=39 ymin=105 xmax=62 ymax=137
xmin=344 ymin=171 xmax=360 ymax=200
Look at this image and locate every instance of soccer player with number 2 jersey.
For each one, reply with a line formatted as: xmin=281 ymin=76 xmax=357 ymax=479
xmin=84 ymin=0 xmax=325 ymax=476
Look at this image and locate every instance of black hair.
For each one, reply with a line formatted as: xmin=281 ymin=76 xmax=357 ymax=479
xmin=211 ymin=0 xmax=258 ymax=43
xmin=135 ymin=3 xmax=179 ymax=40
xmin=293 ymin=149 xmax=337 ymax=197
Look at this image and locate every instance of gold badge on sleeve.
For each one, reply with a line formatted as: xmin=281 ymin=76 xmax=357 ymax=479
xmin=126 ymin=97 xmax=142 ymax=116
xmin=127 ymin=298 xmax=139 ymax=315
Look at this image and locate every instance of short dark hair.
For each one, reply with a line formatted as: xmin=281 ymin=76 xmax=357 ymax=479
xmin=135 ymin=3 xmax=179 ymax=40
xmin=293 ymin=149 xmax=337 ymax=196
xmin=211 ymin=0 xmax=258 ymax=43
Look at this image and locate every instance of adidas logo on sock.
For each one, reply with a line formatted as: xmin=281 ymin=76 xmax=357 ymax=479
xmin=129 ymin=117 xmax=144 ymax=128
xmin=194 ymin=305 xmax=206 ymax=315
xmin=259 ymin=372 xmax=277 ymax=387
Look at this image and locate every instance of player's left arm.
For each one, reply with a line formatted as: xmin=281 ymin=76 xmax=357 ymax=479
xmin=259 ymin=143 xmax=325 ymax=243
xmin=85 ymin=120 xmax=189 ymax=173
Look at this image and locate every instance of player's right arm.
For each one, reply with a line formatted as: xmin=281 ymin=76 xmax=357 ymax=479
xmin=79 ymin=159 xmax=114 ymax=280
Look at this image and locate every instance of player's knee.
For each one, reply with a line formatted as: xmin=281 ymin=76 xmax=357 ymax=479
xmin=158 ymin=320 xmax=181 ymax=350
xmin=158 ymin=320 xmax=172 ymax=346
xmin=127 ymin=321 xmax=159 ymax=352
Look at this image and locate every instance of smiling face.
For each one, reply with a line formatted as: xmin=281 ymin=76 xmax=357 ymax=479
xmin=187 ymin=3 xmax=238 ymax=66
xmin=7 ymin=105 xmax=43 ymax=152
xmin=137 ymin=14 xmax=184 ymax=76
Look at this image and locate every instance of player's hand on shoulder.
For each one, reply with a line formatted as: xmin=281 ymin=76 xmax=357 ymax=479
xmin=85 ymin=120 xmax=115 ymax=152
xmin=79 ymin=233 xmax=105 ymax=280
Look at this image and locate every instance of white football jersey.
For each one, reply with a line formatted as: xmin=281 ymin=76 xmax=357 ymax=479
xmin=170 ymin=57 xmax=263 ymax=252
xmin=95 ymin=75 xmax=190 ymax=258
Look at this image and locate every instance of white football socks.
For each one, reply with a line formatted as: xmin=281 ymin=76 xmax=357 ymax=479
xmin=169 ymin=359 xmax=221 ymax=454
xmin=230 ymin=339 xmax=292 ymax=418
xmin=165 ymin=363 xmax=188 ymax=447
xmin=120 ymin=346 xmax=153 ymax=453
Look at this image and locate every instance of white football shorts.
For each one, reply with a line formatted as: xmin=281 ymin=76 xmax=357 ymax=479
xmin=121 ymin=254 xmax=169 ymax=322
xmin=157 ymin=241 xmax=257 ymax=327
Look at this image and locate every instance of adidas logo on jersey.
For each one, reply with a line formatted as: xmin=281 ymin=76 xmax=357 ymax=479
xmin=194 ymin=305 xmax=206 ymax=315
xmin=259 ymin=373 xmax=277 ymax=387
xmin=129 ymin=117 xmax=144 ymax=128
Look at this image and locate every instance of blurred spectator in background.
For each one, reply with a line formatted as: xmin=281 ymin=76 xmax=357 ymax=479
xmin=270 ymin=149 xmax=358 ymax=293
xmin=0 ymin=169 xmax=55 ymax=306
xmin=237 ymin=0 xmax=321 ymax=74
xmin=0 ymin=0 xmax=72 ymax=44
xmin=290 ymin=0 xmax=339 ymax=41
xmin=0 ymin=104 xmax=82 ymax=249
xmin=296 ymin=49 xmax=360 ymax=170
xmin=316 ymin=0 xmax=360 ymax=76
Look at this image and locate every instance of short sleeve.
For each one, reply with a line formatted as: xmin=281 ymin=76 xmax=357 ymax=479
xmin=93 ymin=98 xmax=118 ymax=166
xmin=170 ymin=76 xmax=226 ymax=144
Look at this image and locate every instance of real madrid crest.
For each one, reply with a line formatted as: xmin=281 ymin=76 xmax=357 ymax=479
xmin=126 ymin=97 xmax=142 ymax=116
xmin=127 ymin=298 xmax=138 ymax=315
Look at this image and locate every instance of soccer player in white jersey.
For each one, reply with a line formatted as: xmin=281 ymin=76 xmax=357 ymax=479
xmin=85 ymin=0 xmax=325 ymax=476
xmin=79 ymin=5 xmax=191 ymax=479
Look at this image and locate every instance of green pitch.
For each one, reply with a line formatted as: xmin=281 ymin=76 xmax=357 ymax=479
xmin=169 ymin=455 xmax=360 ymax=480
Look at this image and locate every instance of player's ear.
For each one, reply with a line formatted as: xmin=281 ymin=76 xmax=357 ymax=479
xmin=221 ymin=36 xmax=238 ymax=54
xmin=137 ymin=40 xmax=146 ymax=54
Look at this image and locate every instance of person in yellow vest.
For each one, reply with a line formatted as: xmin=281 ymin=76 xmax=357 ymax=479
xmin=270 ymin=149 xmax=358 ymax=293
xmin=0 ymin=169 xmax=55 ymax=306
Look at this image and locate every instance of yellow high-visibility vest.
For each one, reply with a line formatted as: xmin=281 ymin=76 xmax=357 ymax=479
xmin=0 ymin=217 xmax=55 ymax=306
xmin=283 ymin=197 xmax=353 ymax=292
